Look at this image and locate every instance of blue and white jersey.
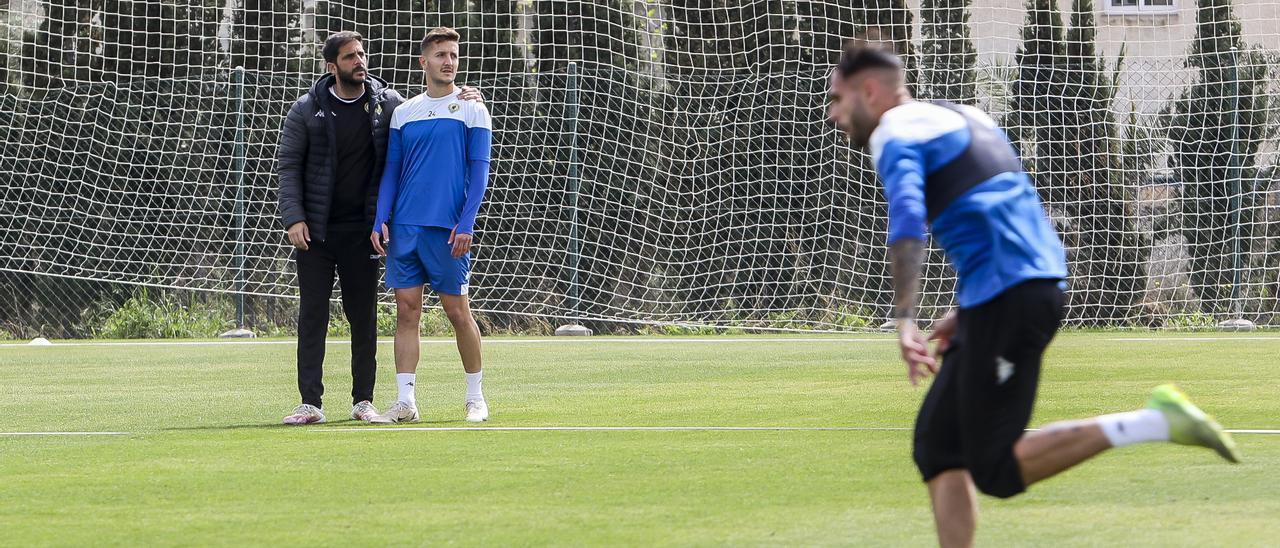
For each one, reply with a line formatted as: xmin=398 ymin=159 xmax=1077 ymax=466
xmin=375 ymin=88 xmax=492 ymax=234
xmin=869 ymin=101 xmax=1068 ymax=308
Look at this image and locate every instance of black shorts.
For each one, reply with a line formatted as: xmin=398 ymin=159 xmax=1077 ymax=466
xmin=912 ymin=278 xmax=1065 ymax=498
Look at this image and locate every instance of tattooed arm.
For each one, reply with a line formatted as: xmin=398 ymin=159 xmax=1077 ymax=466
xmin=890 ymin=238 xmax=924 ymax=325
xmin=890 ymin=238 xmax=936 ymax=384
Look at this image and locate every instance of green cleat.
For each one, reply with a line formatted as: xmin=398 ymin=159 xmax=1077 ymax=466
xmin=1146 ymin=384 xmax=1241 ymax=463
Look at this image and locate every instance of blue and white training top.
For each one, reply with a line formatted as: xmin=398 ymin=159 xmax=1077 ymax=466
xmin=375 ymin=88 xmax=492 ymax=234
xmin=869 ymin=101 xmax=1068 ymax=308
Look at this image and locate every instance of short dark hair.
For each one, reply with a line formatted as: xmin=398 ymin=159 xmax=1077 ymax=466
xmin=836 ymin=42 xmax=903 ymax=79
xmin=420 ymin=27 xmax=461 ymax=52
xmin=323 ymin=31 xmax=363 ymax=64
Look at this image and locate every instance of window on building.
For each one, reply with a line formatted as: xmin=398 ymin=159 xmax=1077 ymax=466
xmin=1105 ymin=0 xmax=1176 ymax=14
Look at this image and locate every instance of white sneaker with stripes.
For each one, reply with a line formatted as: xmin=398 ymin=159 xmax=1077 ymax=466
xmin=371 ymin=400 xmax=419 ymax=423
xmin=465 ymin=400 xmax=489 ymax=422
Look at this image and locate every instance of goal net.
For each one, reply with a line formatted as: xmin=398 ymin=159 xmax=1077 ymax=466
xmin=1 ymin=1 xmax=1278 ymax=334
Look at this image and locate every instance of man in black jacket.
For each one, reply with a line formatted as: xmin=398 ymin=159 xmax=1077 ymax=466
xmin=277 ymin=31 xmax=482 ymax=425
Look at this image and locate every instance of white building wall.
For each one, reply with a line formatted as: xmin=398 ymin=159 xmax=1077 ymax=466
xmin=907 ymin=0 xmax=1280 ymax=115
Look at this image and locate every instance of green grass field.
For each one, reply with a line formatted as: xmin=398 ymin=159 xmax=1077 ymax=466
xmin=1 ymin=334 xmax=1277 ymax=546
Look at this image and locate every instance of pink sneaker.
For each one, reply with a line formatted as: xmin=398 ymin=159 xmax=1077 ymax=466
xmin=351 ymin=401 xmax=379 ymax=422
xmin=283 ymin=404 xmax=325 ymax=425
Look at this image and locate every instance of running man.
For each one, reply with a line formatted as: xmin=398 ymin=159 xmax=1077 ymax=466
xmin=826 ymin=44 xmax=1239 ymax=548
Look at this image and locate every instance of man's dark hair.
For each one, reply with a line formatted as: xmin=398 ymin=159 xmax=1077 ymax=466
xmin=421 ymin=27 xmax=461 ymax=52
xmin=836 ymin=42 xmax=903 ymax=79
xmin=323 ymin=31 xmax=363 ymax=64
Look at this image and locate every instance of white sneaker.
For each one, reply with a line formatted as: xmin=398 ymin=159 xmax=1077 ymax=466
xmin=370 ymin=400 xmax=419 ymax=423
xmin=283 ymin=404 xmax=325 ymax=425
xmin=351 ymin=401 xmax=379 ymax=422
xmin=465 ymin=400 xmax=489 ymax=422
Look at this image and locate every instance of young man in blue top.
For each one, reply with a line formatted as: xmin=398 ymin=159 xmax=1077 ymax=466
xmin=828 ymin=44 xmax=1239 ymax=548
xmin=370 ymin=27 xmax=492 ymax=423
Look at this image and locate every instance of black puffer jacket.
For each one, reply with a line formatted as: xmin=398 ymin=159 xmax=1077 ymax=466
xmin=276 ymin=73 xmax=403 ymax=241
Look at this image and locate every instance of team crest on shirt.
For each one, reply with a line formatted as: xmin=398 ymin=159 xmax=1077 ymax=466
xmin=364 ymin=102 xmax=370 ymax=113
xmin=448 ymin=102 xmax=460 ymax=113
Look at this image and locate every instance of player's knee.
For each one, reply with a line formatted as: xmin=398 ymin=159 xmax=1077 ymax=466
xmin=395 ymin=298 xmax=421 ymax=322
xmin=968 ymin=452 xmax=1025 ymax=499
xmin=442 ymin=300 xmax=471 ymax=325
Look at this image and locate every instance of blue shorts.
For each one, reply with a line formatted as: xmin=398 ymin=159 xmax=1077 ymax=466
xmin=385 ymin=224 xmax=471 ymax=295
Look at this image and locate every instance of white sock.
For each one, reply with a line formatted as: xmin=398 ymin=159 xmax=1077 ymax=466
xmin=465 ymin=371 xmax=484 ymax=403
xmin=397 ymin=373 xmax=417 ymax=405
xmin=1098 ymin=409 xmax=1169 ymax=447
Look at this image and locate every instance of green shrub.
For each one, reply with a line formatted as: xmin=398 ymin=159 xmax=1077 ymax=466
xmin=1161 ymin=313 xmax=1218 ymax=330
xmin=417 ymin=307 xmax=448 ymax=336
xmin=94 ymin=289 xmax=233 ymax=339
xmin=823 ymin=305 xmax=874 ymax=330
xmin=255 ymin=323 xmax=296 ymax=338
xmin=635 ymin=323 xmax=720 ymax=336
xmin=328 ymin=303 xmax=454 ymax=337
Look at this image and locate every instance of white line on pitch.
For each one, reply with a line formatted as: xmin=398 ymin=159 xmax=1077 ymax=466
xmin=0 ymin=431 xmax=129 ymax=436
xmin=0 ymin=337 xmax=894 ymax=349
xmin=317 ymin=426 xmax=912 ymax=433
xmin=314 ymin=426 xmax=1280 ymax=435
xmin=1105 ymin=337 xmax=1280 ymax=342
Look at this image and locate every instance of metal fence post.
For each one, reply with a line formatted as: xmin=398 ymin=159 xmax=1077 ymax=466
xmin=556 ymin=62 xmax=591 ymax=336
xmin=222 ymin=66 xmax=254 ymax=338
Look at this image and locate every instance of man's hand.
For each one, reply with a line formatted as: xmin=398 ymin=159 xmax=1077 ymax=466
xmin=371 ymin=223 xmax=389 ymax=256
xmin=287 ymin=222 xmax=310 ymax=251
xmin=928 ymin=309 xmax=959 ymax=359
xmin=900 ymin=321 xmax=938 ymax=386
xmin=448 ymin=227 xmax=472 ymax=258
xmin=458 ymin=86 xmax=484 ymax=103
